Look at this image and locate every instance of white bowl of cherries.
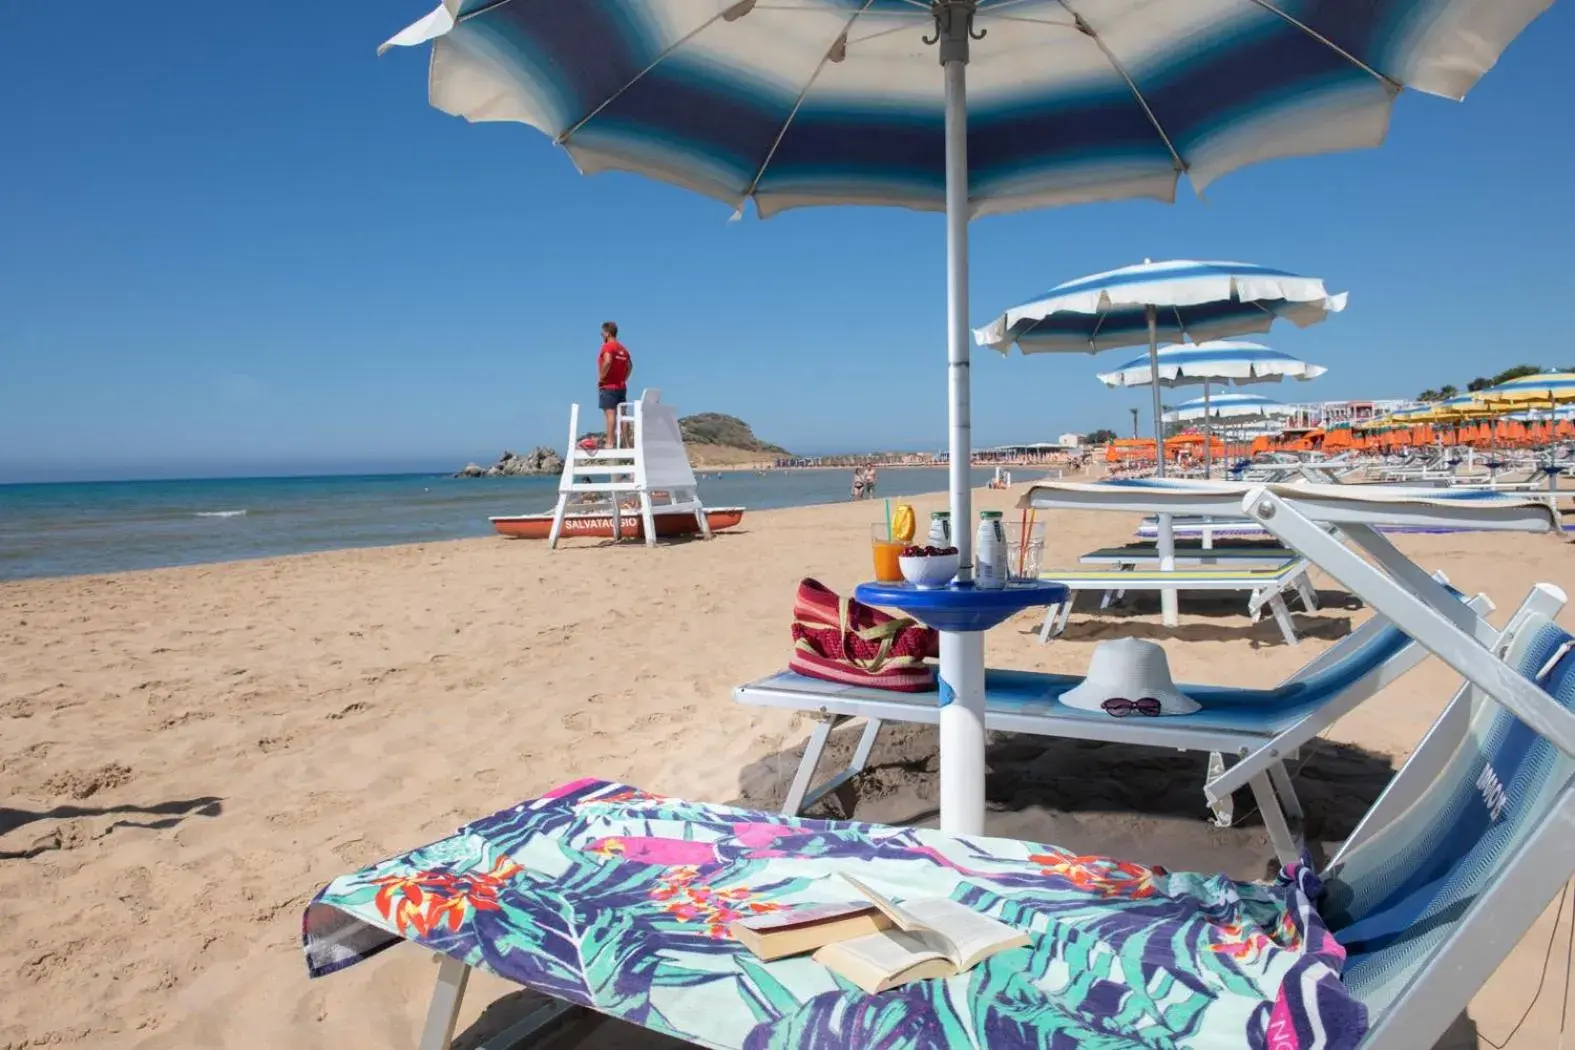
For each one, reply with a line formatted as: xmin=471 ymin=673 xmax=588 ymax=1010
xmin=898 ymin=544 xmax=961 ymax=589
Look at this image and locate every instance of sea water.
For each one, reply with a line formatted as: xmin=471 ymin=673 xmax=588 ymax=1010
xmin=0 ymin=468 xmax=1003 ymax=581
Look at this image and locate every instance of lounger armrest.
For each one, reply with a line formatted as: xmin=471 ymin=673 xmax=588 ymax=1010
xmin=1241 ymin=489 xmax=1575 ymax=762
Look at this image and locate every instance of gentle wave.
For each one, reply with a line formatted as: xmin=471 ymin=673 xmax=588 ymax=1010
xmin=194 ymin=509 xmax=247 ymax=518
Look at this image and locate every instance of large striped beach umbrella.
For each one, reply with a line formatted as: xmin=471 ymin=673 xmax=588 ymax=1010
xmin=381 ymin=0 xmax=1554 ymax=835
xmin=1164 ymin=392 xmax=1298 ymax=423
xmin=1096 ymin=341 xmax=1328 ymax=389
xmin=1097 ymin=340 xmax=1326 ymax=477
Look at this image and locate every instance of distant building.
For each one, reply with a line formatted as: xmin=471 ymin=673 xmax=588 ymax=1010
xmin=1058 ymin=432 xmax=1082 ymax=447
xmin=1283 ymin=399 xmax=1416 ymax=430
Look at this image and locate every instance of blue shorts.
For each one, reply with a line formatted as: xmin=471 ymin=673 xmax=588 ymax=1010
xmin=598 ymin=388 xmax=627 ymax=411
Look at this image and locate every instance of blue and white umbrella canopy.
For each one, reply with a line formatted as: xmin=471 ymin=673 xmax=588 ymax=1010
xmin=974 ymin=261 xmax=1347 ymax=354
xmin=382 ymin=1 xmax=1548 ymax=218
xmin=1164 ymin=392 xmax=1297 ymax=423
xmin=1506 ymin=406 xmax=1575 ymax=421
xmin=1096 ymin=341 xmax=1327 ymax=389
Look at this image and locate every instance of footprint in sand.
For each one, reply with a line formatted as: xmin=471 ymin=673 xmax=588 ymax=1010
xmin=41 ymin=763 xmax=133 ymax=801
xmin=158 ymin=710 xmax=215 ymax=730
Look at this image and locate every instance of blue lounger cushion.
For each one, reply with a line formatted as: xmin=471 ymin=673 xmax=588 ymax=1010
xmin=740 ymin=616 xmax=1410 ymax=739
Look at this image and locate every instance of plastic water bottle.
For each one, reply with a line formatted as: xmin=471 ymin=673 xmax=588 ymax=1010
xmin=928 ymin=511 xmax=952 ymax=546
xmin=976 ymin=510 xmax=1007 ymax=590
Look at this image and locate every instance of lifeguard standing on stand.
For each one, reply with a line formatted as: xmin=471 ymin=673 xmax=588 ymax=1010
xmin=597 ymin=322 xmax=633 ymax=448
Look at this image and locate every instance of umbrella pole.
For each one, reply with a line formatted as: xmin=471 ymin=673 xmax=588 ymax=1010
xmin=1147 ymin=306 xmax=1178 ymax=626
xmin=1202 ymin=381 xmax=1212 ymax=478
xmin=937 ymin=9 xmax=984 ymax=837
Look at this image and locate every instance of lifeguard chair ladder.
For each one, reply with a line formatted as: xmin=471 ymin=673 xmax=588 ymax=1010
xmin=547 ymin=389 xmax=712 ymax=549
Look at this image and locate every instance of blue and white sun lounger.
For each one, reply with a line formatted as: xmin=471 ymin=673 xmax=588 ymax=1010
xmin=736 ymin=580 xmax=1502 ymax=866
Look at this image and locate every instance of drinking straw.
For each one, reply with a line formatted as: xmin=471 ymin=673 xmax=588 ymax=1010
xmin=885 ymin=498 xmax=893 ymax=538
xmin=1016 ymin=506 xmax=1029 ymax=577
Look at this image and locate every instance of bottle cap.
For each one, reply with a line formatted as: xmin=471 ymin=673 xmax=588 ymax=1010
xmin=980 ymin=510 xmax=1004 ymax=520
xmin=930 ymin=511 xmax=950 ymax=519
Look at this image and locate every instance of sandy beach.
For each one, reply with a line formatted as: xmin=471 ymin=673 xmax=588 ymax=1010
xmin=3 ymin=483 xmax=1572 ymax=1049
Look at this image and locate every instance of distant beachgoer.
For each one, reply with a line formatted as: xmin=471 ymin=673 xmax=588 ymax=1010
xmin=865 ymin=466 xmax=878 ymax=498
xmin=851 ymin=467 xmax=867 ymax=500
xmin=598 ymin=321 xmax=633 ymax=447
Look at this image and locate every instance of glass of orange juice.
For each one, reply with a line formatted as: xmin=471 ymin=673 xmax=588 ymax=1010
xmin=871 ymin=522 xmax=905 ymax=582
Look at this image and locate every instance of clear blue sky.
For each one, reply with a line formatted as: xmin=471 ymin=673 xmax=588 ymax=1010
xmin=2 ymin=2 xmax=1571 ymax=482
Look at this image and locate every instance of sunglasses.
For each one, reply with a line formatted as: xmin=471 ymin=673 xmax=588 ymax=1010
xmin=1101 ymin=697 xmax=1162 ymax=718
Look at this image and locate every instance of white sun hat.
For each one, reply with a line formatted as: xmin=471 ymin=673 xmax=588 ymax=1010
xmin=1060 ymin=638 xmax=1201 ymax=716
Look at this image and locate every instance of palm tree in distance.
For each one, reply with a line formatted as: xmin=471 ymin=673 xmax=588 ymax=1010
xmin=1129 ymin=407 xmax=1140 ymax=439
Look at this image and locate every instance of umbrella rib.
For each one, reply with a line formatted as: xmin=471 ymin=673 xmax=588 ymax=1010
xmin=556 ymin=1 xmax=762 ymax=145
xmin=1241 ymin=0 xmax=1402 ymax=92
xmin=987 ymin=14 xmax=1078 ymax=27
xmin=738 ymin=0 xmax=878 ymax=211
xmin=452 ymin=0 xmax=523 ymax=24
xmin=1055 ymin=0 xmax=1186 ymax=175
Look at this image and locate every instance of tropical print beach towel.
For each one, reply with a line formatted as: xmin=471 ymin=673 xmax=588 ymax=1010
xmin=303 ymin=778 xmax=1365 ymax=1049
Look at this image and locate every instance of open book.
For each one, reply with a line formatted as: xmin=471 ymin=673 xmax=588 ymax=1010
xmin=812 ymin=874 xmax=1030 ymax=994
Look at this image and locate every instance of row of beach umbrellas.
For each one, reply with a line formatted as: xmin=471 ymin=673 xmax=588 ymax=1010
xmin=380 ymin=0 xmax=1551 ymax=834
xmin=1095 ymin=340 xmax=1327 ymax=474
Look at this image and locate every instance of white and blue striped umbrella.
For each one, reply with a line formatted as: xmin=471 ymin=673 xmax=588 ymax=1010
xmin=1164 ymin=392 xmax=1297 ymax=423
xmin=1507 ymin=406 xmax=1575 ymax=422
xmin=1098 ymin=340 xmax=1324 ymax=478
xmin=382 ymin=1 xmax=1546 ymax=218
xmin=974 ymin=260 xmax=1347 ymax=355
xmin=379 ymin=0 xmax=1551 ymax=836
xmin=1096 ymin=340 xmax=1327 ymax=389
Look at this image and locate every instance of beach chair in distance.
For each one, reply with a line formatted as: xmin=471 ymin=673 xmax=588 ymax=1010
xmin=548 ymin=389 xmax=711 ymax=549
xmin=736 ymin=574 xmax=1507 ymax=865
xmin=303 ymin=594 xmax=1575 ymax=1050
xmin=1036 ymin=558 xmax=1317 ymax=645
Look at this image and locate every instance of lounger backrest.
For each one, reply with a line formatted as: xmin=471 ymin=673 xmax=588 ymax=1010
xmin=1321 ymin=612 xmax=1575 ymax=1028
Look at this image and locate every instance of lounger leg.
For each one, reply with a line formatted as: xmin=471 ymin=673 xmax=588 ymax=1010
xmin=1247 ymin=585 xmax=1267 ymax=623
xmin=475 ymin=999 xmax=583 ymax=1050
xmin=1268 ymin=761 xmax=1305 ymax=822
xmin=1268 ymin=593 xmax=1298 ymax=646
xmin=1058 ymin=601 xmax=1073 ymax=635
xmin=1249 ymin=772 xmax=1301 ymax=869
xmin=781 ymin=715 xmax=873 ymax=816
xmin=1038 ymin=603 xmax=1060 ymax=644
xmin=420 ymin=956 xmax=471 ymax=1050
xmin=1206 ymin=752 xmax=1234 ymax=827
xmin=1294 ymin=573 xmax=1319 ymax=612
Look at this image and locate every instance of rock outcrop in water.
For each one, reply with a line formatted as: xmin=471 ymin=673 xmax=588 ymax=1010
xmin=455 ymin=447 xmax=564 ymax=478
xmin=454 ymin=415 xmax=789 ymax=475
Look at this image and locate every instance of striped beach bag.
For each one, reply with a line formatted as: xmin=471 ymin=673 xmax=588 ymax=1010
xmin=788 ymin=579 xmax=938 ymax=692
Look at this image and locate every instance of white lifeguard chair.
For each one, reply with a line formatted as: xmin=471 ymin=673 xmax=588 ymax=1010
xmin=548 ymin=389 xmax=712 ymax=549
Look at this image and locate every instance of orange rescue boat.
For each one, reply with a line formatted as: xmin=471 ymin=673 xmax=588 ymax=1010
xmin=490 ymin=506 xmax=746 ymax=540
